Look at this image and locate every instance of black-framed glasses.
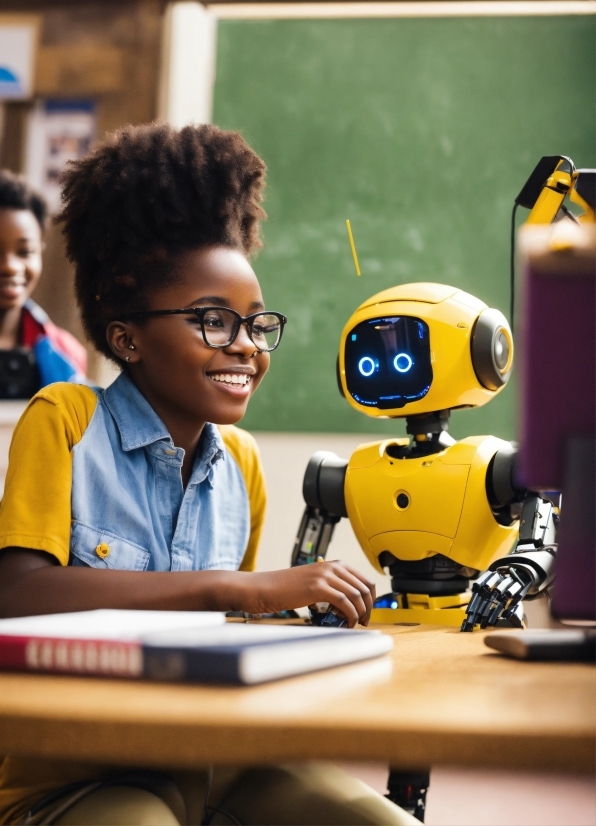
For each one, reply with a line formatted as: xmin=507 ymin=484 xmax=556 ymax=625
xmin=124 ymin=306 xmax=287 ymax=353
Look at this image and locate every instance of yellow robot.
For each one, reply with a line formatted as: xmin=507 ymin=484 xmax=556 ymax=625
xmin=291 ymin=158 xmax=594 ymax=631
xmin=292 ymin=282 xmax=557 ymax=629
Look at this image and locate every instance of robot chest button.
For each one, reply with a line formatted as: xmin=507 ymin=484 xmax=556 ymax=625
xmin=395 ymin=491 xmax=410 ymax=510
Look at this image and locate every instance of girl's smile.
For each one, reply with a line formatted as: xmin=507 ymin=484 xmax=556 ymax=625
xmin=207 ymin=367 xmax=255 ymax=395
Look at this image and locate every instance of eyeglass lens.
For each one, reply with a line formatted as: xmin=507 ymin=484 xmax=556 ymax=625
xmin=202 ymin=309 xmax=282 ymax=351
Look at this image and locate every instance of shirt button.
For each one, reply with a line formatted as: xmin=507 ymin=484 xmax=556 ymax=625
xmin=95 ymin=543 xmax=110 ymax=559
xmin=164 ymin=448 xmax=177 ymax=456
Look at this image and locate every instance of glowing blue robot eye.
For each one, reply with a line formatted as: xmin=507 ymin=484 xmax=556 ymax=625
xmin=393 ymin=353 xmax=413 ymax=373
xmin=358 ymin=357 xmax=377 ymax=377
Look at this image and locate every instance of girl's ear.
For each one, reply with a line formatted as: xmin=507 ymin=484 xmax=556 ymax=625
xmin=106 ymin=321 xmax=140 ymax=364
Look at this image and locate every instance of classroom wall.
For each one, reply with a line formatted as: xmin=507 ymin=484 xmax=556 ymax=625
xmin=212 ymin=11 xmax=596 ymax=442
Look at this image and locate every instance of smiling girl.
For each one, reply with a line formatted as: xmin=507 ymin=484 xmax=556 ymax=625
xmin=0 ymin=171 xmax=86 ymax=395
xmin=0 ymin=124 xmax=414 ymax=826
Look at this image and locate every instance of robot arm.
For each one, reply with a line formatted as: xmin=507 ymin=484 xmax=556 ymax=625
xmin=291 ymin=451 xmax=347 ymax=566
xmin=462 ymin=445 xmax=558 ymax=631
xmin=291 ymin=452 xmax=349 ymax=627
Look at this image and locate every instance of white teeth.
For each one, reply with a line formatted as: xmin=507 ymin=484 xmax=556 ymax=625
xmin=209 ymin=373 xmax=251 ymax=386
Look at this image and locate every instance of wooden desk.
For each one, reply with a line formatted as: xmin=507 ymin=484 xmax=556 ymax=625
xmin=0 ymin=625 xmax=592 ymax=773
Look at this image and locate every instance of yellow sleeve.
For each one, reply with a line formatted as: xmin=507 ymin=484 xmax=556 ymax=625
xmin=0 ymin=384 xmax=97 ymax=566
xmin=218 ymin=425 xmax=267 ymax=572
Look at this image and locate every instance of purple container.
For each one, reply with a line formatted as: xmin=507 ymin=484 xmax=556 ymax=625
xmin=517 ymin=227 xmax=595 ymax=620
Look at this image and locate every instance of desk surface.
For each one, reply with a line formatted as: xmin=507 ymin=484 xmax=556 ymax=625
xmin=0 ymin=625 xmax=592 ymax=772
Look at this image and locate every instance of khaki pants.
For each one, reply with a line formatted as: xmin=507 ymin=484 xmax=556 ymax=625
xmin=46 ymin=764 xmax=419 ymax=826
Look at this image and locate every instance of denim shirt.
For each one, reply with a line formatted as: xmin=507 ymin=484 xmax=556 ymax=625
xmin=69 ymin=372 xmax=251 ymax=572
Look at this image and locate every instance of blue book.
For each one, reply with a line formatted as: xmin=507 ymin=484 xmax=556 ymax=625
xmin=141 ymin=623 xmax=394 ymax=685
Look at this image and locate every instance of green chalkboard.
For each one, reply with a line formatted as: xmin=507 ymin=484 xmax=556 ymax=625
xmin=213 ymin=15 xmax=595 ymax=439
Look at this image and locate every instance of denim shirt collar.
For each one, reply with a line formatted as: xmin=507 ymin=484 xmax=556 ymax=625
xmin=103 ymin=372 xmax=225 ymax=476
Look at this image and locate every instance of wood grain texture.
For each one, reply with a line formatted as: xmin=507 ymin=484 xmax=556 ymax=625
xmin=0 ymin=625 xmax=591 ymax=772
xmin=35 ymin=45 xmax=126 ymax=95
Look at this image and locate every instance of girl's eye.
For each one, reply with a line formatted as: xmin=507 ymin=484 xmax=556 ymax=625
xmin=18 ymin=248 xmax=35 ymax=258
xmin=203 ymin=315 xmax=225 ymax=328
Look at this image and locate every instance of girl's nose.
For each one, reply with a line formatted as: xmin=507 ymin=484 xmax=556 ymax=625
xmin=0 ymin=253 xmax=23 ymax=277
xmin=227 ymin=321 xmax=259 ymax=358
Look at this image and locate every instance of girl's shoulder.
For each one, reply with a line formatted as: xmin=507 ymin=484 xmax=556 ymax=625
xmin=18 ymin=382 xmax=99 ymax=449
xmin=33 ymin=381 xmax=98 ymax=415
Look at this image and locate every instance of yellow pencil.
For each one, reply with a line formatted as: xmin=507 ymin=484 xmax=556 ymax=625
xmin=345 ymin=219 xmax=361 ymax=276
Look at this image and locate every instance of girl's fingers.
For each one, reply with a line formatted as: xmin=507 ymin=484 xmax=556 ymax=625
xmin=324 ymin=562 xmax=376 ymax=623
xmin=328 ymin=575 xmax=367 ymax=623
xmin=330 ymin=561 xmax=377 ymax=603
xmin=319 ymin=585 xmax=360 ymax=627
xmin=317 ymin=573 xmax=370 ymax=626
xmin=327 ymin=567 xmax=374 ymax=624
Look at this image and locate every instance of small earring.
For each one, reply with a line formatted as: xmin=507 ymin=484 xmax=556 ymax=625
xmin=125 ymin=356 xmax=130 ymax=363
xmin=128 ymin=344 xmax=136 ymax=350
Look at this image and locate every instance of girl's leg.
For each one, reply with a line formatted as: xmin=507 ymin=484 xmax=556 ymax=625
xmin=209 ymin=763 xmax=420 ymax=826
xmin=54 ymin=785 xmax=182 ymax=826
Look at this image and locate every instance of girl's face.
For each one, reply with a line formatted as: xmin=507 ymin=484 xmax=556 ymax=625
xmin=0 ymin=209 xmax=43 ymax=312
xmin=113 ymin=246 xmax=271 ymax=426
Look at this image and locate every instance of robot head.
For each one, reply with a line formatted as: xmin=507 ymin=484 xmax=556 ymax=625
xmin=338 ymin=283 xmax=513 ymax=418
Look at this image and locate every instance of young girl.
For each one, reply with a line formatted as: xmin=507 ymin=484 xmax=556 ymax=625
xmin=0 ymin=124 xmax=415 ymax=826
xmin=0 ymin=170 xmax=86 ymax=394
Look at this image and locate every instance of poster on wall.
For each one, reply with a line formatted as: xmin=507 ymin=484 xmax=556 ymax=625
xmin=25 ymin=99 xmax=96 ymax=213
xmin=0 ymin=18 xmax=38 ymax=100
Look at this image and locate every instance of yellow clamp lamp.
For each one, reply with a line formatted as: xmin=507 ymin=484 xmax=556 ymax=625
xmin=515 ymin=155 xmax=595 ymax=225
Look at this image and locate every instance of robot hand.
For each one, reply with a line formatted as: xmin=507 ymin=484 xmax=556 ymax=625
xmin=461 ymin=562 xmax=535 ymax=631
xmin=462 ymin=495 xmax=558 ymax=631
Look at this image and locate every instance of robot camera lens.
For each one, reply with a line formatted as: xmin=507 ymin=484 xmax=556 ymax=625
xmin=494 ymin=331 xmax=510 ymax=371
xmin=393 ymin=353 xmax=413 ymax=373
xmin=358 ymin=356 xmax=377 ymax=377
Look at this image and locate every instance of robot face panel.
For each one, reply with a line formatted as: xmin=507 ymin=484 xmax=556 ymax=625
xmin=344 ymin=316 xmax=433 ymax=409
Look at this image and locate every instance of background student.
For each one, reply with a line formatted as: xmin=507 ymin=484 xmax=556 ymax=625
xmin=0 ymin=170 xmax=86 ymax=397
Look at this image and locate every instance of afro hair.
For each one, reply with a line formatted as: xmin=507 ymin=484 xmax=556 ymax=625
xmin=0 ymin=169 xmax=48 ymax=230
xmin=56 ymin=121 xmax=267 ymax=361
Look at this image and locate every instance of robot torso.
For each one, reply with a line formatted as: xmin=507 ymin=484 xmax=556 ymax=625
xmin=344 ymin=435 xmax=518 ymax=574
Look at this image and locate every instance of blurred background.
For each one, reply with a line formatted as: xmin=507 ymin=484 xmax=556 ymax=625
xmin=0 ymin=3 xmax=594 ymax=822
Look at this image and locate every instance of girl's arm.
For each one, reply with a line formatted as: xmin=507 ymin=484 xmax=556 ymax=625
xmin=0 ymin=548 xmax=376 ymax=627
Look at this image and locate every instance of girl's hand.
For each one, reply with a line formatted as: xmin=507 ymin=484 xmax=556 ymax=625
xmin=236 ymin=561 xmax=377 ymax=627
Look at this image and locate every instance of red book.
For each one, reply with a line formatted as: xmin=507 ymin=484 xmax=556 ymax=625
xmin=0 ymin=609 xmax=225 ymax=677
